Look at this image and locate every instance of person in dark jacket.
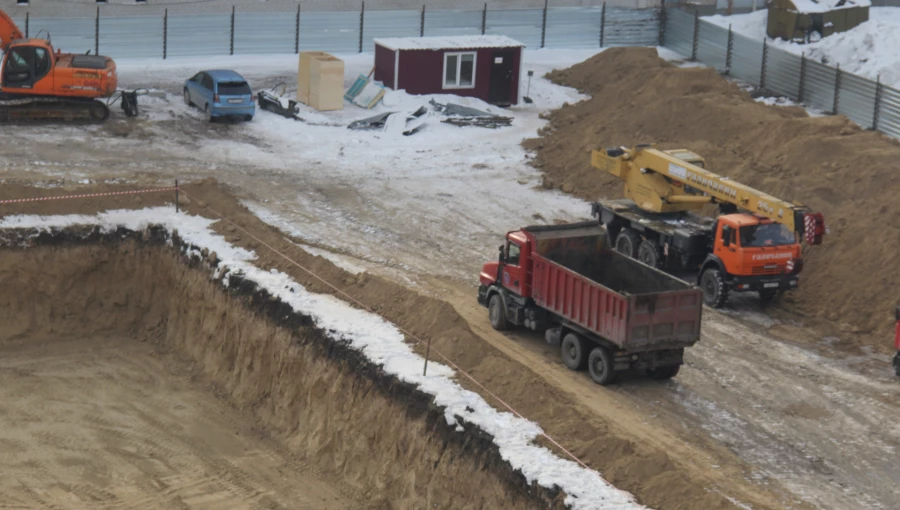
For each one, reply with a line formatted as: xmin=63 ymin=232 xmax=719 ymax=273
xmin=894 ymin=305 xmax=900 ymax=377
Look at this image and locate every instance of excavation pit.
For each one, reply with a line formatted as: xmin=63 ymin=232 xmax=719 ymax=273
xmin=0 ymin=224 xmax=564 ymax=509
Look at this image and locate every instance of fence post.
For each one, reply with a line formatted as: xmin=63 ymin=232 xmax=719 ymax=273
xmin=25 ymin=12 xmax=28 ymax=38
xmin=600 ymin=2 xmax=606 ymax=48
xmin=95 ymin=6 xmax=99 ymax=55
xmin=724 ymin=24 xmax=733 ymax=74
xmin=358 ymin=1 xmax=365 ymax=53
xmin=295 ymin=4 xmax=300 ymax=54
xmin=759 ymin=38 xmax=768 ymax=90
xmin=482 ymin=3 xmax=487 ymax=35
xmin=873 ymin=74 xmax=882 ymax=130
xmin=420 ymin=4 xmax=425 ymax=37
xmin=656 ymin=4 xmax=664 ymax=48
xmin=230 ymin=6 xmax=235 ymax=56
xmin=832 ymin=64 xmax=842 ymax=114
xmin=798 ymin=52 xmax=806 ymax=102
xmin=163 ymin=8 xmax=168 ymax=59
xmin=690 ymin=11 xmax=699 ymax=61
xmin=175 ymin=180 xmax=179 ymax=213
xmin=540 ymin=0 xmax=548 ymax=48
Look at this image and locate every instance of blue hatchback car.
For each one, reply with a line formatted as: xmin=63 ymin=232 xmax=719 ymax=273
xmin=183 ymin=69 xmax=255 ymax=122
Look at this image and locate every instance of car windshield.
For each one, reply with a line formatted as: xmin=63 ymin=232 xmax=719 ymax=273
xmin=739 ymin=223 xmax=795 ymax=247
xmin=217 ymin=81 xmax=251 ymax=95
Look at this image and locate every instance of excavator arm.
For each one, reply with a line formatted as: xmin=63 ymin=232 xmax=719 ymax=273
xmin=0 ymin=9 xmax=25 ymax=51
xmin=592 ymin=144 xmax=827 ymax=245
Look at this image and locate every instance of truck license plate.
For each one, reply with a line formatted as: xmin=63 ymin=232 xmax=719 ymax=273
xmin=763 ymin=282 xmax=778 ymax=288
xmin=227 ymin=99 xmax=243 ymax=104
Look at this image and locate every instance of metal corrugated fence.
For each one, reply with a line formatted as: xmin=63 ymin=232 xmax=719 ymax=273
xmin=12 ymin=4 xmax=661 ymax=59
xmin=660 ymin=7 xmax=900 ymax=140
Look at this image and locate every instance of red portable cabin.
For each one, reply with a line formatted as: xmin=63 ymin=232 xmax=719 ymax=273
xmin=373 ymin=35 xmax=524 ymax=107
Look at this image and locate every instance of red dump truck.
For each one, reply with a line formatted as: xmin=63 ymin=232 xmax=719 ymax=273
xmin=477 ymin=222 xmax=703 ymax=385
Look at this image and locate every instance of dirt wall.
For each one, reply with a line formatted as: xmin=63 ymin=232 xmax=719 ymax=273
xmin=523 ymin=47 xmax=900 ymax=347
xmin=0 ymin=231 xmax=557 ymax=509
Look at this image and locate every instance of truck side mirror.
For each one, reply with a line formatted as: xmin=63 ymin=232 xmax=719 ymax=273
xmin=721 ymin=226 xmax=732 ymax=247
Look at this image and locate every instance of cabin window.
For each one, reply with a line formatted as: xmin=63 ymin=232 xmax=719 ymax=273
xmin=507 ymin=242 xmax=521 ymax=266
xmin=443 ymin=52 xmax=476 ymax=89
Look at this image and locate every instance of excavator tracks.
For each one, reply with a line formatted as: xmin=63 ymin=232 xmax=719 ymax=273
xmin=0 ymin=95 xmax=110 ymax=123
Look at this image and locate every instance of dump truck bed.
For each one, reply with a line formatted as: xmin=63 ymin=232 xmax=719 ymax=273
xmin=525 ymin=223 xmax=702 ymax=352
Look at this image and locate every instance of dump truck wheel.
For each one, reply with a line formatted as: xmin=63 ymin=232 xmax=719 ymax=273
xmin=759 ymin=289 xmax=778 ymax=303
xmin=638 ymin=239 xmax=661 ymax=268
xmin=647 ymin=364 xmax=680 ymax=380
xmin=615 ymin=229 xmax=640 ymax=258
xmin=588 ymin=346 xmax=617 ymax=385
xmin=701 ymin=268 xmax=728 ymax=308
xmin=561 ymin=333 xmax=588 ymax=371
xmin=488 ymin=294 xmax=509 ymax=331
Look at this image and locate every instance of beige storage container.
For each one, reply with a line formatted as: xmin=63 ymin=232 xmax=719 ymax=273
xmin=297 ymin=52 xmax=344 ymax=111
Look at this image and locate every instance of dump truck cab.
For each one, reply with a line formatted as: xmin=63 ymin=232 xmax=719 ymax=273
xmin=480 ymin=230 xmax=532 ymax=298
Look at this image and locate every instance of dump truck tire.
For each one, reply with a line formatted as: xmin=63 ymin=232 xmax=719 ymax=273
xmin=701 ymin=268 xmax=728 ymax=308
xmin=588 ymin=346 xmax=617 ymax=385
xmin=615 ymin=229 xmax=640 ymax=258
xmin=647 ymin=364 xmax=680 ymax=380
xmin=488 ymin=294 xmax=509 ymax=331
xmin=561 ymin=333 xmax=588 ymax=371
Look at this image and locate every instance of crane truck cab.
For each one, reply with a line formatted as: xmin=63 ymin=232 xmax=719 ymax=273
xmin=699 ymin=213 xmax=802 ymax=307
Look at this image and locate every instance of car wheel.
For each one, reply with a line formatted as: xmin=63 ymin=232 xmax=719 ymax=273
xmin=244 ymin=115 xmax=253 ymax=122
xmin=183 ymin=88 xmax=192 ymax=107
xmin=205 ymin=104 xmax=214 ymax=122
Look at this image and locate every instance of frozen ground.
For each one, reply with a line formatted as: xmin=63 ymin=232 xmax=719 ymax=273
xmin=3 ymin=47 xmax=900 ymax=510
xmin=705 ymin=7 xmax=900 ymax=88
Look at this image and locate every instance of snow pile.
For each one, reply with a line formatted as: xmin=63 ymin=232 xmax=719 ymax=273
xmin=787 ymin=0 xmax=870 ymax=13
xmin=705 ymin=8 xmax=900 ymax=88
xmin=0 ymin=207 xmax=649 ymax=510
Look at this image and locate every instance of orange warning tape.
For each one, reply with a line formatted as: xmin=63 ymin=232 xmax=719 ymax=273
xmin=0 ymin=187 xmax=179 ymax=205
xmin=182 ymin=190 xmax=594 ymax=472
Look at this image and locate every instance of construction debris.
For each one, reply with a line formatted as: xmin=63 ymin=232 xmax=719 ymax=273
xmin=429 ymin=99 xmax=513 ymax=128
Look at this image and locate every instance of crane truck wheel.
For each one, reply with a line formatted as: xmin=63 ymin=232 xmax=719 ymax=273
xmin=614 ymin=229 xmax=641 ymax=258
xmin=700 ymin=268 xmax=729 ymax=308
xmin=488 ymin=294 xmax=509 ymax=331
xmin=638 ymin=239 xmax=662 ymax=268
xmin=561 ymin=333 xmax=589 ymax=371
xmin=587 ymin=346 xmax=617 ymax=385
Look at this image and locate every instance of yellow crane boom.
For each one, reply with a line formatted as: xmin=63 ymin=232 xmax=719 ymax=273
xmin=591 ymin=144 xmax=825 ymax=244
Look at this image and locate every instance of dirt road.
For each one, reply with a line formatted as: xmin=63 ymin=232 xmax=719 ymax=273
xmin=0 ymin=335 xmax=360 ymax=509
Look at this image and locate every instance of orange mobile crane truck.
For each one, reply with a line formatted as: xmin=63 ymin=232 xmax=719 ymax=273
xmin=591 ymin=145 xmax=827 ymax=307
xmin=0 ymin=9 xmax=138 ymax=121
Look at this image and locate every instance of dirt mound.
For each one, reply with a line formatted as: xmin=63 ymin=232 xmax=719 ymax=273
xmin=0 ymin=235 xmax=554 ymax=509
xmin=525 ymin=47 xmax=900 ymax=346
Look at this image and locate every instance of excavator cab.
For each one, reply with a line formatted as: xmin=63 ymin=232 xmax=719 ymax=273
xmin=2 ymin=42 xmax=53 ymax=89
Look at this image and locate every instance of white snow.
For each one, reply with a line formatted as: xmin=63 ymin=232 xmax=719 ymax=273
xmin=705 ymin=8 xmax=900 ymax=88
xmin=784 ymin=0 xmax=869 ymax=14
xmin=0 ymin=207 xmax=649 ymax=510
xmin=101 ymin=49 xmax=600 ymax=285
xmin=374 ymin=35 xmax=525 ymax=51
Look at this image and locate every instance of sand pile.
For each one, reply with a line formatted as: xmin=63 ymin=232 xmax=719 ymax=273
xmin=524 ymin=47 xmax=900 ymax=346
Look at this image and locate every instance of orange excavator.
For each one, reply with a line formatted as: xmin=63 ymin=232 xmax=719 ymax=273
xmin=0 ymin=9 xmax=137 ymax=122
